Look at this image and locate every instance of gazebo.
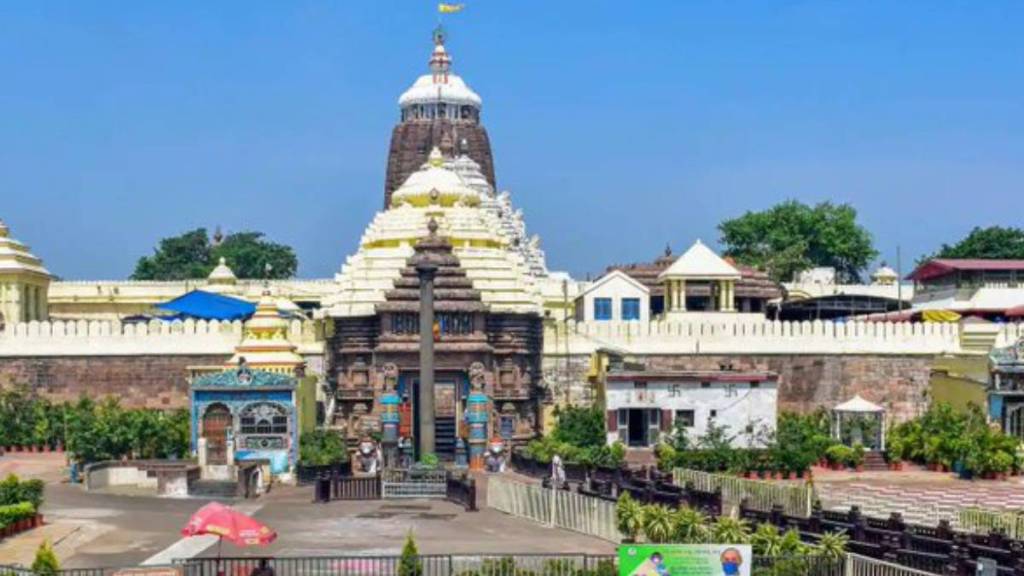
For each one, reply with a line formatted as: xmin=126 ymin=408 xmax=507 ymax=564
xmin=831 ymin=395 xmax=886 ymax=451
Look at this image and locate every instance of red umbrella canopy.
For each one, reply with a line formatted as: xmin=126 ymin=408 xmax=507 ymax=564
xmin=181 ymin=502 xmax=277 ymax=546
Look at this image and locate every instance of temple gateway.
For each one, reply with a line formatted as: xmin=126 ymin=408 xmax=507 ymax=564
xmin=321 ymin=29 xmax=548 ymax=465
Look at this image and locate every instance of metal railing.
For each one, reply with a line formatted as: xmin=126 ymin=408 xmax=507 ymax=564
xmin=847 ymin=553 xmax=942 ymax=576
xmin=176 ymin=555 xmax=618 ymax=576
xmin=381 ymin=468 xmax=447 ymax=499
xmin=673 ymin=468 xmax=815 ymax=518
xmin=958 ymin=507 xmax=1024 ymax=541
xmin=486 ymin=476 xmax=621 ymax=543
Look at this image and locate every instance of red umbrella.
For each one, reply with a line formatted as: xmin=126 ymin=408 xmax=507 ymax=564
xmin=181 ymin=502 xmax=277 ymax=547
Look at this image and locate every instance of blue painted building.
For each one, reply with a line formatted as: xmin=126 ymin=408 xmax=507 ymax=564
xmin=191 ymin=367 xmax=299 ymax=476
xmin=989 ymin=337 xmax=1024 ymax=440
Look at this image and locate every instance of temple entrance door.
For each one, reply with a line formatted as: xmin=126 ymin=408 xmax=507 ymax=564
xmin=434 ymin=381 xmax=457 ymax=461
xmin=202 ymin=404 xmax=232 ymax=464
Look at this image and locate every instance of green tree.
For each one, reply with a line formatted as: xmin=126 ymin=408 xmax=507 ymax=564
xmin=131 ymin=228 xmax=297 ymax=280
xmin=31 ymin=540 xmax=60 ymax=576
xmin=398 ymin=531 xmax=423 ymax=576
xmin=930 ymin=226 xmax=1024 ymax=260
xmin=551 ymin=406 xmax=606 ymax=449
xmin=718 ymin=200 xmax=877 ymax=282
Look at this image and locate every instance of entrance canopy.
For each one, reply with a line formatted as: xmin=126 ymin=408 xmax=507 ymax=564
xmin=832 ymin=395 xmax=886 ymax=451
xmin=157 ymin=290 xmax=256 ymax=321
xmin=833 ymin=395 xmax=884 ymax=414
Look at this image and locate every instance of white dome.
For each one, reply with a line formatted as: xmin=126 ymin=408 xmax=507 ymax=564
xmin=398 ymin=73 xmax=482 ymax=109
xmin=391 ymin=148 xmax=480 ymax=207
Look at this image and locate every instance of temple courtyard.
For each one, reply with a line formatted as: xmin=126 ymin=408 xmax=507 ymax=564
xmin=0 ymin=453 xmax=614 ymax=569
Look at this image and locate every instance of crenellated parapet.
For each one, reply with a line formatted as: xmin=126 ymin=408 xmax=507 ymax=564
xmin=544 ymin=319 xmax=1024 ymax=356
xmin=0 ymin=317 xmax=323 ymax=357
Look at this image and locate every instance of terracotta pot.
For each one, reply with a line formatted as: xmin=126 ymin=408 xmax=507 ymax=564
xmin=855 ymin=465 xmax=864 ymax=473
xmin=788 ymin=472 xmax=797 ymax=480
xmin=745 ymin=472 xmax=755 ymax=479
xmin=831 ymin=463 xmax=841 ymax=471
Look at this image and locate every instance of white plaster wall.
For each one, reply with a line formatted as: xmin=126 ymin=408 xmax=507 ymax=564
xmin=578 ymin=274 xmax=650 ymax=323
xmin=606 ymin=380 xmax=778 ymax=448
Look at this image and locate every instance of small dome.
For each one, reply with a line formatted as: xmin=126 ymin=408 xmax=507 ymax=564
xmin=390 ymin=147 xmax=480 ymax=208
xmin=399 ymin=74 xmax=482 ymax=109
xmin=872 ymin=265 xmax=898 ymax=285
xmin=0 ymin=219 xmax=51 ymax=279
xmin=208 ymin=257 xmax=237 ymax=285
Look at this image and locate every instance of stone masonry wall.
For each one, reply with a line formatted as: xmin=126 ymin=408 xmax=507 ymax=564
xmin=547 ymin=353 xmax=933 ymax=423
xmin=0 ymin=354 xmax=230 ymax=409
xmin=640 ymin=354 xmax=933 ymax=422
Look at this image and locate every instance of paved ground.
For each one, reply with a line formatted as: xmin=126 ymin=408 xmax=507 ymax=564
xmin=809 ymin=464 xmax=1024 ymax=526
xmin=0 ymin=452 xmax=614 ymax=569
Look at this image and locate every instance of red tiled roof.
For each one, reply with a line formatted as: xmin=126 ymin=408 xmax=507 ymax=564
xmin=907 ymin=259 xmax=1024 ymax=282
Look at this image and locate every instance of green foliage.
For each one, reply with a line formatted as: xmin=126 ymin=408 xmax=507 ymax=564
xmin=398 ymin=532 xmax=423 ymax=576
xmin=671 ymin=506 xmax=709 ymax=544
xmin=816 ymin=531 xmax=849 ymax=560
xmin=0 ymin=502 xmax=36 ymax=529
xmin=641 ymin=504 xmax=675 ymax=543
xmin=616 ymin=493 xmax=644 ymax=540
xmin=718 ymin=200 xmax=877 ymax=282
xmin=711 ymin=517 xmax=751 ymax=545
xmin=888 ymin=402 xmax=1020 ymax=475
xmin=551 ymin=406 xmax=606 ymax=449
xmin=132 ymin=228 xmax=298 ymax=280
xmin=418 ymin=453 xmax=440 ymax=470
xmin=656 ymin=410 xmax=834 ymax=475
xmin=31 ymin=540 xmax=60 ymax=576
xmin=0 ymin=475 xmax=45 ymax=510
xmin=930 ymin=226 xmax=1024 ymax=260
xmin=64 ymin=397 xmax=190 ymax=463
xmin=298 ymin=431 xmax=348 ymax=466
xmin=525 ymin=406 xmax=624 ymax=469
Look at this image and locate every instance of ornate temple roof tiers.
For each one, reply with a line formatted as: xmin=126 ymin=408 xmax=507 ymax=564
xmin=0 ymin=219 xmax=52 ymax=325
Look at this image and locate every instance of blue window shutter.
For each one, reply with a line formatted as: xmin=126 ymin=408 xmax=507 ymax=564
xmin=622 ymin=298 xmax=641 ymax=320
xmin=594 ymin=298 xmax=612 ymax=321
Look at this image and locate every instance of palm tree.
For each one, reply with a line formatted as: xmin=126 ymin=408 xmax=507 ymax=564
xmin=642 ymin=505 xmax=675 ymax=544
xmin=616 ymin=493 xmax=643 ymax=542
xmin=711 ymin=517 xmax=751 ymax=545
xmin=816 ymin=530 xmax=849 ymax=561
xmin=672 ymin=506 xmax=710 ymax=544
xmin=751 ymin=523 xmax=783 ymax=557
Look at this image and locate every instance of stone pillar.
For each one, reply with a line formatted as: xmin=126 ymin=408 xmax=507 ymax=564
xmin=678 ymin=280 xmax=686 ymax=311
xmin=197 ymin=437 xmax=208 ymax=468
xmin=380 ymin=390 xmax=401 ymax=467
xmin=416 ymin=262 xmax=438 ymax=460
xmin=467 ymin=391 xmax=489 ymax=471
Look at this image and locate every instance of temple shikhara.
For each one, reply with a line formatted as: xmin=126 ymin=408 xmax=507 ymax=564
xmin=2 ymin=26 xmax=1024 ymax=484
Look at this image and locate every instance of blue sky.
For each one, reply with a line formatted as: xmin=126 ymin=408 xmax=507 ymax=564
xmin=1 ymin=1 xmax=1021 ymax=280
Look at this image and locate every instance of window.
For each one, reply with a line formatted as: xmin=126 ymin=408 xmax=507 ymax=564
xmin=594 ymin=298 xmax=612 ymax=321
xmin=710 ymin=409 xmax=718 ymax=419
xmin=675 ymin=409 xmax=695 ymax=428
xmin=239 ymin=403 xmax=288 ymax=435
xmin=622 ymin=298 xmax=641 ymax=321
xmin=750 ymin=381 xmax=760 ymax=389
xmin=700 ymin=382 xmax=711 ymax=389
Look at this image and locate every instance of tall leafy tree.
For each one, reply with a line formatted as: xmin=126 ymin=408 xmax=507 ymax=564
xmin=718 ymin=200 xmax=877 ymax=282
xmin=131 ymin=228 xmax=297 ymax=280
xmin=930 ymin=226 xmax=1024 ymax=260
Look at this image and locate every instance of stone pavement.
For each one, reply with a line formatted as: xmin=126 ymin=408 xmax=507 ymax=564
xmin=0 ymin=452 xmax=613 ymax=569
xmin=811 ymin=465 xmax=1024 ymax=526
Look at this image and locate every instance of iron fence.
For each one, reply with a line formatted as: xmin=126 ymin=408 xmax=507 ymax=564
xmin=381 ymin=468 xmax=447 ymax=499
xmin=673 ymin=468 xmax=815 ymax=518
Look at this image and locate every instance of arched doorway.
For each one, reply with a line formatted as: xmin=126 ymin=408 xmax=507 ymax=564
xmin=202 ymin=404 xmax=232 ymax=464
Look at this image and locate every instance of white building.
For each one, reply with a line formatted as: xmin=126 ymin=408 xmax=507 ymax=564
xmin=575 ymin=270 xmax=650 ymax=323
xmin=604 ymin=367 xmax=779 ymax=449
xmin=659 ymin=240 xmax=742 ymax=317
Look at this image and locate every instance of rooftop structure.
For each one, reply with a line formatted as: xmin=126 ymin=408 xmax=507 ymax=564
xmin=907 ymin=258 xmax=1024 ymax=318
xmin=385 ymin=26 xmax=495 ymax=209
xmin=0 ymin=219 xmax=51 ymax=325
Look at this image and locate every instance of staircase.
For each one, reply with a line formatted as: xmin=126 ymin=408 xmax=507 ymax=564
xmin=435 ymin=417 xmax=456 ymax=461
xmin=862 ymin=451 xmax=889 ymax=472
xmin=189 ymin=480 xmax=239 ymax=499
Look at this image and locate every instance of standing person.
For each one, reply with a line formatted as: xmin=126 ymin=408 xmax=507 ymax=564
xmin=250 ymin=559 xmax=275 ymax=576
xmin=552 ymin=453 xmax=566 ymax=489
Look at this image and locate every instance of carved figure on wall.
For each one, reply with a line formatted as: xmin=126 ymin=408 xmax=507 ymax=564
xmin=469 ymin=361 xmax=487 ymax=391
xmin=237 ymin=356 xmax=253 ymax=384
xmin=357 ymin=436 xmax=380 ymax=474
xmin=381 ymin=363 xmax=399 ymax=392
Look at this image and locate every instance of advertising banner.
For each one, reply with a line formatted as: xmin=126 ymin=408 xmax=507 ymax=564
xmin=618 ymin=544 xmax=753 ymax=576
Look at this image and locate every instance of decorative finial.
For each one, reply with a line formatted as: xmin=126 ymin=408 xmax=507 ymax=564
xmin=427 ymin=217 xmax=439 ymax=236
xmin=219 ymin=257 xmax=227 ymax=266
xmin=427 ymin=146 xmax=444 ymax=167
xmin=212 ymin=225 xmax=224 ymax=246
xmin=0 ymin=219 xmax=8 ymax=238
xmin=433 ymin=24 xmax=446 ymax=46
xmin=664 ymin=243 xmax=672 ymax=257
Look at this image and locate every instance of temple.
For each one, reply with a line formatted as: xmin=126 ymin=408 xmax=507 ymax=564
xmin=384 ymin=26 xmax=496 ymax=209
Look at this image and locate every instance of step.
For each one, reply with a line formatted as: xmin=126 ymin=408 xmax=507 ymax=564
xmin=190 ymin=480 xmax=239 ymax=498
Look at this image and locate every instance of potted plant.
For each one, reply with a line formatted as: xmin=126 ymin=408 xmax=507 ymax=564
xmin=850 ymin=443 xmax=866 ymax=472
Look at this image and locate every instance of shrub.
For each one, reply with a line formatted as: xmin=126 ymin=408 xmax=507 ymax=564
xmin=0 ymin=474 xmax=44 ymax=510
xmin=551 ymin=406 xmax=606 ymax=449
xmin=398 ymin=532 xmax=422 ymax=576
xmin=0 ymin=502 xmax=36 ymax=529
xmin=299 ymin=430 xmax=348 ymax=466
xmin=32 ymin=540 xmax=60 ymax=576
xmin=616 ymin=493 xmax=643 ymax=540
